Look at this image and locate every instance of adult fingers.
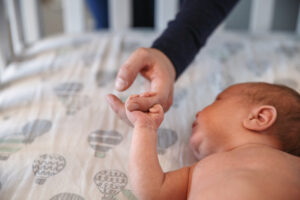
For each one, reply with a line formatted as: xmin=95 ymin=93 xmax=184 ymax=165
xmin=106 ymin=94 xmax=133 ymax=127
xmin=148 ymin=76 xmax=173 ymax=111
xmin=115 ymin=48 xmax=151 ymax=91
xmin=126 ymin=92 xmax=158 ymax=112
xmin=126 ymin=75 xmax=172 ymax=112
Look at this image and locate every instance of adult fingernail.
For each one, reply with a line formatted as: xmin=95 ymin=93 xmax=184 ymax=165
xmin=128 ymin=103 xmax=139 ymax=111
xmin=115 ymin=78 xmax=126 ymax=90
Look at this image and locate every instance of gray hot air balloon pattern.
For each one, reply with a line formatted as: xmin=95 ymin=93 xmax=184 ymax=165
xmin=94 ymin=170 xmax=128 ymax=200
xmin=224 ymin=41 xmax=244 ymax=56
xmin=32 ymin=154 xmax=66 ymax=185
xmin=157 ymin=128 xmax=178 ymax=154
xmin=0 ymin=119 xmax=52 ymax=160
xmin=54 ymin=82 xmax=83 ymax=97
xmin=54 ymin=82 xmax=90 ymax=115
xmin=173 ymin=88 xmax=188 ymax=108
xmin=209 ymin=69 xmax=235 ymax=91
xmin=64 ymin=95 xmax=90 ymax=115
xmin=209 ymin=41 xmax=243 ymax=63
xmin=246 ymin=59 xmax=271 ymax=76
xmin=2 ymin=115 xmax=10 ymax=121
xmin=88 ymin=130 xmax=123 ymax=158
xmin=50 ymin=193 xmax=84 ymax=200
xmin=22 ymin=119 xmax=52 ymax=143
xmin=121 ymin=189 xmax=138 ymax=200
xmin=0 ymin=131 xmax=23 ymax=160
xmin=276 ymin=44 xmax=300 ymax=58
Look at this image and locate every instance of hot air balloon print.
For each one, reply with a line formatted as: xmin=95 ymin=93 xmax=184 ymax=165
xmin=54 ymin=82 xmax=83 ymax=98
xmin=0 ymin=119 xmax=52 ymax=160
xmin=50 ymin=192 xmax=84 ymax=200
xmin=65 ymin=95 xmax=90 ymax=115
xmin=22 ymin=119 xmax=52 ymax=143
xmin=0 ymin=131 xmax=23 ymax=160
xmin=32 ymin=154 xmax=66 ymax=185
xmin=157 ymin=128 xmax=178 ymax=154
xmin=173 ymin=88 xmax=188 ymax=108
xmin=53 ymin=82 xmax=89 ymax=115
xmin=88 ymin=130 xmax=123 ymax=158
xmin=94 ymin=170 xmax=128 ymax=200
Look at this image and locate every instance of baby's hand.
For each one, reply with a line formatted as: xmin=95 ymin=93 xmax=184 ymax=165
xmin=125 ymin=92 xmax=164 ymax=130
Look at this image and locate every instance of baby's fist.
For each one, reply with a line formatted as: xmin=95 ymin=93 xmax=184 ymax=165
xmin=125 ymin=94 xmax=164 ymax=130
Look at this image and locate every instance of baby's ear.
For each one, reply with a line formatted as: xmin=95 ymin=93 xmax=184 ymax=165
xmin=242 ymin=105 xmax=277 ymax=132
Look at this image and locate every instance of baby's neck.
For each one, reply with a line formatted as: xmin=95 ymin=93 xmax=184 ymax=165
xmin=227 ymin=142 xmax=280 ymax=152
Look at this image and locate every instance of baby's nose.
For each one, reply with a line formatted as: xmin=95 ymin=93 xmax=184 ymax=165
xmin=196 ymin=111 xmax=200 ymax=118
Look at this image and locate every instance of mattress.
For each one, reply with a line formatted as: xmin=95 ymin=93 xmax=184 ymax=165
xmin=0 ymin=31 xmax=300 ymax=200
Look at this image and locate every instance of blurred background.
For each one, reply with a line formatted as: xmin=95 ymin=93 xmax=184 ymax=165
xmin=18 ymin=0 xmax=300 ymax=37
xmin=38 ymin=0 xmax=300 ymax=35
xmin=1 ymin=0 xmax=300 ymax=68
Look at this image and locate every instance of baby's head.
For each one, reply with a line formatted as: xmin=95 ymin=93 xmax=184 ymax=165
xmin=190 ymin=82 xmax=300 ymax=160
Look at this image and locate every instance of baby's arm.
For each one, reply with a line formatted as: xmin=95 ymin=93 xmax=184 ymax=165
xmin=126 ymin=94 xmax=191 ymax=200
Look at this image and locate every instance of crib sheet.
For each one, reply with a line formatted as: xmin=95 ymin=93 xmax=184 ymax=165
xmin=0 ymin=31 xmax=300 ymax=200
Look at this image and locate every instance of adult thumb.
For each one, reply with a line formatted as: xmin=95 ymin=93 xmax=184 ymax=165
xmin=115 ymin=48 xmax=151 ymax=91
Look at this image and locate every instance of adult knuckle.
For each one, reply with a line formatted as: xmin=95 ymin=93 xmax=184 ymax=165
xmin=137 ymin=47 xmax=150 ymax=57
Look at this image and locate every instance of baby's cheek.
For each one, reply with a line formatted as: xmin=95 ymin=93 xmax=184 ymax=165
xmin=189 ymin=136 xmax=197 ymax=150
xmin=189 ymin=137 xmax=201 ymax=159
xmin=190 ymin=132 xmax=202 ymax=149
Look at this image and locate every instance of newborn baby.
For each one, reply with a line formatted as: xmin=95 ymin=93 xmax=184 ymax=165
xmin=125 ymin=82 xmax=300 ymax=200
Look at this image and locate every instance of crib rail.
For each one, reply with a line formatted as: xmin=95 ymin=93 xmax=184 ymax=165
xmin=250 ymin=0 xmax=275 ymax=33
xmin=1 ymin=0 xmax=300 ymax=69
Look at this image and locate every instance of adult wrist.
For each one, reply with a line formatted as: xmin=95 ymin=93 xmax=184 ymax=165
xmin=150 ymin=48 xmax=176 ymax=82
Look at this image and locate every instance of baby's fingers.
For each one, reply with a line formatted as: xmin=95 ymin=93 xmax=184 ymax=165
xmin=149 ymin=104 xmax=164 ymax=127
xmin=149 ymin=104 xmax=163 ymax=114
xmin=126 ymin=92 xmax=157 ymax=112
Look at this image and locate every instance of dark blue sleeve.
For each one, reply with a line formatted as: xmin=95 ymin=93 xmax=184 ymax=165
xmin=152 ymin=0 xmax=239 ymax=79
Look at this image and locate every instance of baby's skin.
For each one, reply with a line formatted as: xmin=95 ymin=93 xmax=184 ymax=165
xmin=125 ymin=85 xmax=300 ymax=200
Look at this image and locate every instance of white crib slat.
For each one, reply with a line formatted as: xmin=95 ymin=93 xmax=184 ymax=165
xmin=155 ymin=0 xmax=178 ymax=30
xmin=20 ymin=0 xmax=41 ymax=44
xmin=109 ymin=0 xmax=132 ymax=32
xmin=0 ymin=0 xmax=12 ymax=67
xmin=62 ymin=0 xmax=86 ymax=34
xmin=4 ymin=0 xmax=24 ymax=55
xmin=250 ymin=0 xmax=275 ymax=33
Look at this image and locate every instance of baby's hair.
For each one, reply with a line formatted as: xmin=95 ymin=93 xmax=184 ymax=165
xmin=243 ymin=82 xmax=300 ymax=157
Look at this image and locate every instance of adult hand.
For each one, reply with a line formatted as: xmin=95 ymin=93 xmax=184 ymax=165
xmin=106 ymin=48 xmax=176 ymax=126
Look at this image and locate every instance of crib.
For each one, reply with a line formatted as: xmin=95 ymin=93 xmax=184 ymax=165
xmin=0 ymin=1 xmax=300 ymax=200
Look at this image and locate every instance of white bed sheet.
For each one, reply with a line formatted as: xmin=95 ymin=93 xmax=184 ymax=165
xmin=0 ymin=31 xmax=300 ymax=200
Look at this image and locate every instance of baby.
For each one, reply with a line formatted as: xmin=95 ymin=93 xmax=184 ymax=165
xmin=125 ymin=82 xmax=300 ymax=200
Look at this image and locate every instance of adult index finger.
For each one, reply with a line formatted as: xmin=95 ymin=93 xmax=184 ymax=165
xmin=115 ymin=48 xmax=152 ymax=91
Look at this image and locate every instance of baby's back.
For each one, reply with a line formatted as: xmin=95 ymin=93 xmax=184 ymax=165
xmin=188 ymin=145 xmax=300 ymax=200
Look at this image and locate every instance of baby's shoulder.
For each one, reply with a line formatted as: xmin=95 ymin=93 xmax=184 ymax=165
xmin=190 ymin=149 xmax=300 ymax=199
xmin=194 ymin=146 xmax=300 ymax=172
